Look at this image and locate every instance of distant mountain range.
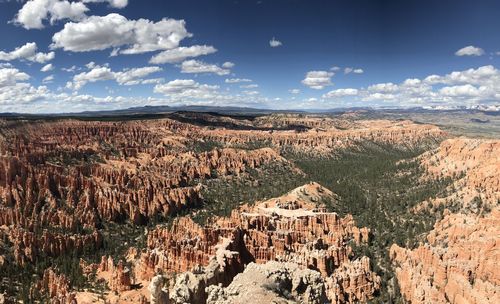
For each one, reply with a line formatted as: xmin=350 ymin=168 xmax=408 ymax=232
xmin=0 ymin=104 xmax=498 ymax=119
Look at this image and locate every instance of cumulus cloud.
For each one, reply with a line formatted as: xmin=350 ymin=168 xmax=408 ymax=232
xmin=455 ymin=45 xmax=484 ymax=56
xmin=362 ymin=92 xmax=396 ymax=102
xmin=301 ymin=71 xmax=333 ymax=89
xmin=424 ymin=65 xmax=499 ymax=87
xmin=225 ymin=78 xmax=251 ymax=83
xmin=368 ymin=82 xmax=399 ymax=93
xmin=0 ymin=42 xmax=55 ymax=63
xmin=180 ymin=60 xmax=231 ymax=75
xmin=0 ymin=68 xmax=30 ymax=87
xmin=40 ymin=63 xmax=54 ymax=72
xmin=149 ymin=45 xmax=217 ymax=64
xmin=82 ymin=0 xmax=128 ymax=9
xmin=289 ymin=89 xmax=300 ymax=94
xmin=153 ymin=79 xmax=271 ymax=107
xmin=67 ymin=64 xmax=162 ymax=90
xmin=439 ymin=84 xmax=483 ymax=97
xmin=14 ymin=0 xmax=87 ymax=30
xmin=114 ymin=66 xmax=163 ymax=85
xmin=51 ymin=13 xmax=191 ymax=54
xmin=357 ymin=65 xmax=500 ymax=106
xmin=154 ymin=79 xmax=219 ymax=100
xmin=269 ymin=37 xmax=282 ymax=47
xmin=323 ymin=88 xmax=358 ymax=98
xmin=14 ymin=0 xmax=130 ymax=29
xmin=0 ymin=67 xmax=48 ymax=105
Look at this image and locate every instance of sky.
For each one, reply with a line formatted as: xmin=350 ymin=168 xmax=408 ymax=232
xmin=1 ymin=0 xmax=500 ymax=113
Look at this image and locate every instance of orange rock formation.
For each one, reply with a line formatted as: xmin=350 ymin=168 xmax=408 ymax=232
xmin=134 ymin=183 xmax=381 ymax=303
xmin=392 ymin=138 xmax=500 ymax=304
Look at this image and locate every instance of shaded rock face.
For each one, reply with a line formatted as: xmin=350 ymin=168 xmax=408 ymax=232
xmin=138 ymin=183 xmax=380 ymax=303
xmin=391 ymin=138 xmax=500 ymax=304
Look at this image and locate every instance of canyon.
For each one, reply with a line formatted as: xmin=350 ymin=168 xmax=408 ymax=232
xmin=0 ymin=112 xmax=497 ymax=303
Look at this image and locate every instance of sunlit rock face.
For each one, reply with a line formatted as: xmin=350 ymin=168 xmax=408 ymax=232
xmin=137 ymin=182 xmax=380 ymax=303
xmin=391 ymin=209 xmax=500 ymax=304
xmin=0 ymin=116 xmax=449 ymax=303
xmin=392 ymin=138 xmax=500 ymax=304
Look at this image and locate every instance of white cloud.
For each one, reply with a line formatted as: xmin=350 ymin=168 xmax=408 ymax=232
xmin=51 ymin=13 xmax=191 ymax=54
xmin=269 ymin=37 xmax=282 ymax=47
xmin=40 ymin=63 xmax=54 ymax=72
xmin=222 ymin=61 xmax=235 ymax=69
xmin=323 ymin=88 xmax=358 ymax=98
xmin=149 ymin=45 xmax=217 ymax=64
xmin=368 ymin=82 xmax=399 ymax=93
xmin=455 ymin=45 xmax=484 ymax=56
xmin=344 ymin=67 xmax=364 ymax=74
xmin=225 ymin=78 xmax=251 ymax=83
xmin=0 ymin=68 xmax=30 ymax=87
xmin=14 ymin=0 xmax=130 ymax=30
xmin=0 ymin=67 xmax=48 ymax=105
xmin=82 ymin=0 xmax=128 ymax=9
xmin=423 ymin=65 xmax=498 ymax=86
xmin=180 ymin=60 xmax=231 ymax=75
xmin=439 ymin=84 xmax=483 ymax=97
xmin=140 ymin=78 xmax=164 ymax=84
xmin=14 ymin=0 xmax=88 ymax=29
xmin=330 ymin=66 xmax=341 ymax=71
xmin=42 ymin=75 xmax=54 ymax=83
xmin=154 ymin=79 xmax=219 ymax=100
xmin=70 ymin=66 xmax=114 ymax=90
xmin=242 ymin=90 xmax=259 ymax=95
xmin=0 ymin=42 xmax=54 ymax=63
xmin=362 ymin=92 xmax=396 ymax=102
xmin=357 ymin=65 xmax=500 ymax=106
xmin=403 ymin=78 xmax=421 ymax=86
xmin=68 ymin=64 xmax=162 ymax=90
xmin=301 ymin=71 xmax=333 ymax=89
xmin=289 ymin=89 xmax=300 ymax=94
xmin=114 ymin=66 xmax=163 ymax=85
xmin=240 ymin=84 xmax=258 ymax=89
xmin=62 ymin=65 xmax=78 ymax=72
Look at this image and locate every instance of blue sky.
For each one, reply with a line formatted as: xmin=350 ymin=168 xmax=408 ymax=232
xmin=1 ymin=0 xmax=500 ymax=113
